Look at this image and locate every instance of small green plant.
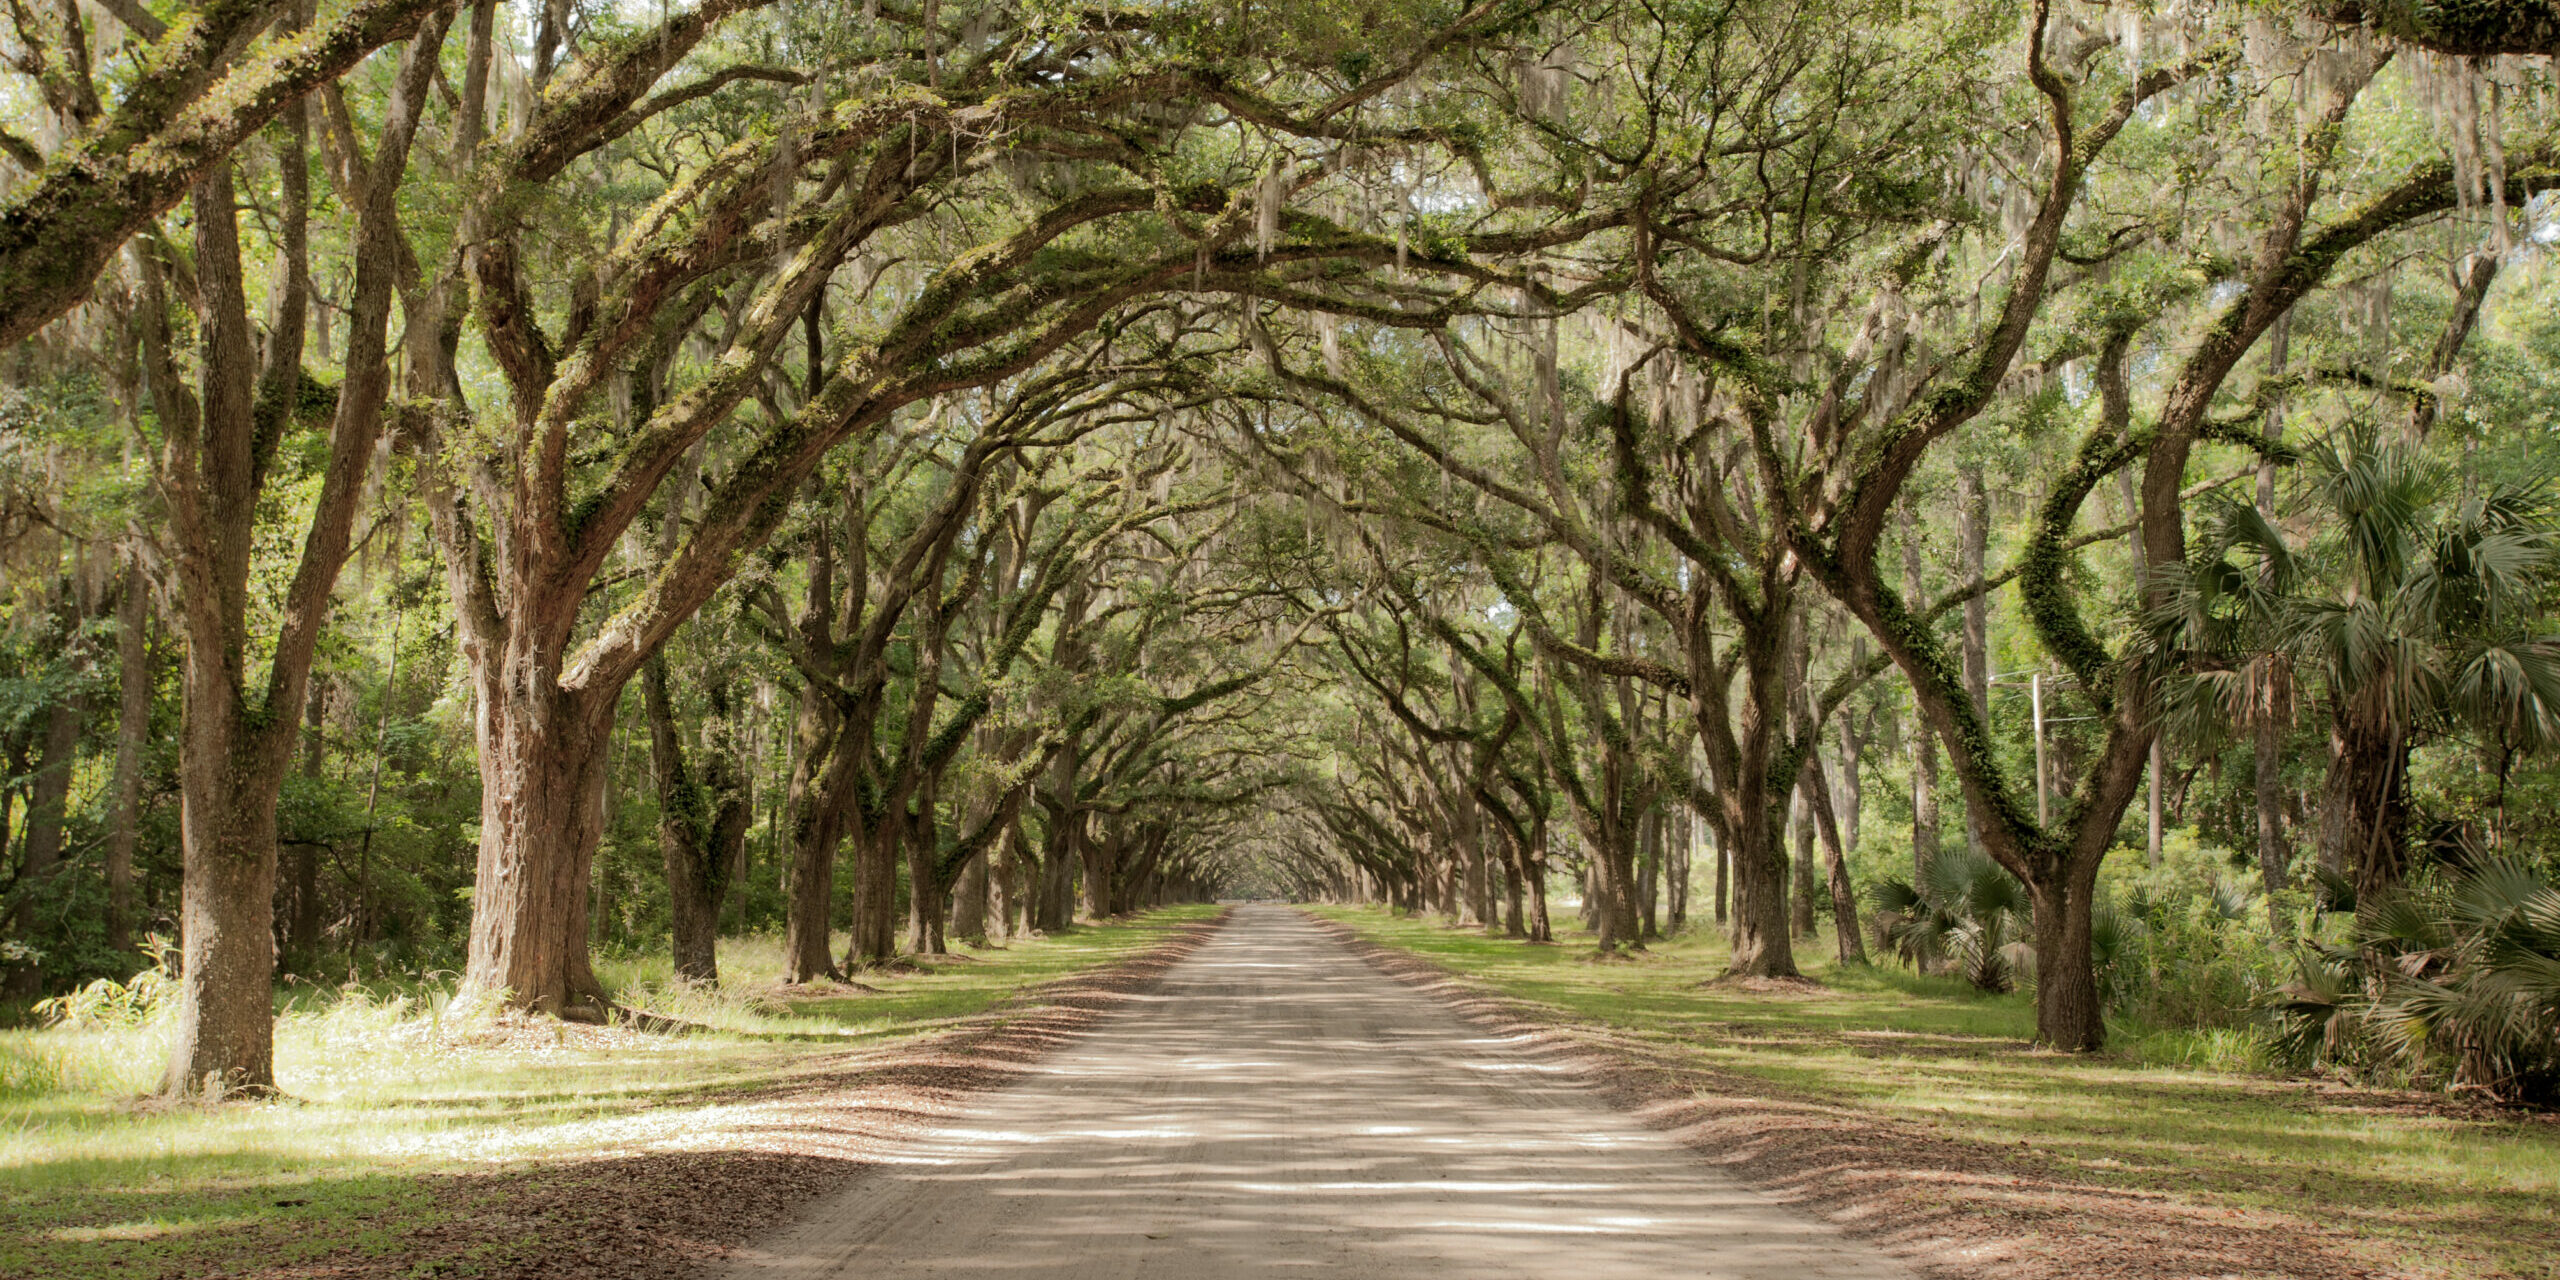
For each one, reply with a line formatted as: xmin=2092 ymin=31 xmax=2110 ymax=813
xmin=30 ymin=934 xmax=179 ymax=1031
xmin=1869 ymin=847 xmax=2033 ymax=992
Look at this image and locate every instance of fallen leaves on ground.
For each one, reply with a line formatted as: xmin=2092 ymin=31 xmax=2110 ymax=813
xmin=221 ymin=915 xmax=1226 ymax=1280
xmin=1311 ymin=916 xmax=2420 ymax=1280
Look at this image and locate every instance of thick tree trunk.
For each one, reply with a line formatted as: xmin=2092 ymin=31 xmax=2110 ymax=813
xmin=1519 ymin=813 xmax=1552 ymax=942
xmin=1464 ymin=819 xmax=1492 ymax=928
xmin=2028 ymin=865 xmax=2103 ymax=1051
xmin=783 ymin=815 xmax=841 ymax=980
xmin=1117 ymin=825 xmax=1168 ymax=916
xmin=1666 ymin=810 xmax=1690 ymax=933
xmin=1434 ymin=841 xmax=1458 ymax=920
xmin=1724 ymin=792 xmax=1795 ymax=974
xmin=664 ymin=839 xmax=723 ymax=981
xmin=151 ymin=18 xmax=437 ymax=1088
xmin=906 ymin=793 xmax=946 ymax=955
xmin=1525 ymin=847 xmax=1551 ymax=942
xmin=461 ymin=677 xmax=615 ymax=1018
xmin=952 ymin=848 xmax=988 ymax=942
xmin=781 ymin=695 xmax=841 ymax=982
xmin=1688 ymin=587 xmax=1798 ymax=977
xmin=644 ymin=660 xmax=749 ymax=983
xmin=1081 ymin=822 xmax=1117 ymax=921
xmin=1580 ymin=811 xmax=1642 ymax=950
xmin=162 ymin=748 xmax=287 ymax=1096
xmin=845 ymin=818 xmax=901 ymax=966
xmin=993 ymin=817 xmax=1029 ymax=941
xmin=1039 ymin=814 xmax=1080 ymax=931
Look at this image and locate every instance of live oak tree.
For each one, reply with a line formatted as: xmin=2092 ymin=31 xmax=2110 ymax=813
xmin=1773 ymin=7 xmax=2556 ymax=1048
xmin=395 ymin=0 xmax=1607 ymax=1015
xmin=133 ymin=8 xmax=448 ymax=1092
xmin=13 ymin=0 xmax=2560 ymax=1113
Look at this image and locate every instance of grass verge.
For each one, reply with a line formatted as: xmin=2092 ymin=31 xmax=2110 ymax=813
xmin=1307 ymin=904 xmax=2560 ymax=1280
xmin=1 ymin=906 xmax=1218 ymax=1280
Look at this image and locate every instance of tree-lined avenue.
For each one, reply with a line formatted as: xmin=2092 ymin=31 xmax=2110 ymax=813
xmin=720 ymin=906 xmax=1913 ymax=1280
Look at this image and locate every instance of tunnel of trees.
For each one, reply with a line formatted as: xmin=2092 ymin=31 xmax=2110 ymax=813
xmin=4 ymin=0 xmax=2560 ymax=1105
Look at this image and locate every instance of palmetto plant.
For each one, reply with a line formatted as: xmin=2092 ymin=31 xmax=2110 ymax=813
xmin=1870 ymin=846 xmax=2035 ymax=992
xmin=2275 ymin=858 xmax=2560 ymax=1104
xmin=2151 ymin=424 xmax=2560 ymax=901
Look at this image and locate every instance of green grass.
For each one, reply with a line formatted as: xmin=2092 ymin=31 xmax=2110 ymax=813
xmin=0 ymin=908 xmax=1211 ymax=1280
xmin=1310 ymin=905 xmax=2560 ymax=1280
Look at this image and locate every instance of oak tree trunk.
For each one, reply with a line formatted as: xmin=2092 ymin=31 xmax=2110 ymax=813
xmin=461 ymin=674 xmax=615 ymax=1018
xmin=162 ymin=738 xmax=286 ymax=1095
xmin=645 ymin=660 xmax=750 ymax=982
xmin=781 ymin=693 xmax=842 ymax=982
xmin=845 ymin=818 xmax=901 ymax=966
xmin=952 ymin=848 xmax=988 ymax=942
xmin=906 ymin=794 xmax=946 ymax=955
xmin=1790 ymin=785 xmax=1818 ymax=938
xmin=2029 ymin=866 xmax=2104 ymax=1052
xmin=154 ymin=15 xmax=440 ymax=1090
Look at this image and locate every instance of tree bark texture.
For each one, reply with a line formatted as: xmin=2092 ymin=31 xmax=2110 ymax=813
xmin=2324 ymin=703 xmax=2411 ymax=903
xmin=464 ymin=672 xmax=616 ymax=1015
xmin=645 ymin=659 xmax=751 ymax=982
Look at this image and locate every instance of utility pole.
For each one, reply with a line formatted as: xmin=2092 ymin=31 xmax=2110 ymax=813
xmin=2031 ymin=673 xmax=2048 ymax=827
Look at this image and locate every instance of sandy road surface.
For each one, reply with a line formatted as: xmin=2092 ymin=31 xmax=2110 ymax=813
xmin=718 ymin=905 xmax=1916 ymax=1279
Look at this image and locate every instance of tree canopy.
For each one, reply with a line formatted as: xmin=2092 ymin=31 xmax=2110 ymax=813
xmin=7 ymin=0 xmax=2560 ymax=1100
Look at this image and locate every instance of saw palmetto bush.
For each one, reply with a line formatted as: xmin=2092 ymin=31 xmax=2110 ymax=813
xmin=2275 ymin=858 xmax=2560 ymax=1104
xmin=1870 ymin=847 xmax=2036 ymax=993
xmin=2111 ymin=877 xmax=2294 ymax=1034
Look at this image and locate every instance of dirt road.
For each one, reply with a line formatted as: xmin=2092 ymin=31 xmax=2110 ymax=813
xmin=718 ymin=905 xmax=1916 ymax=1279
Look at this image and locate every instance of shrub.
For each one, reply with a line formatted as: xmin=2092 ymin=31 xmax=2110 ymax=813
xmin=2275 ymin=857 xmax=2560 ymax=1104
xmin=29 ymin=934 xmax=180 ymax=1031
xmin=1870 ymin=847 xmax=2034 ymax=992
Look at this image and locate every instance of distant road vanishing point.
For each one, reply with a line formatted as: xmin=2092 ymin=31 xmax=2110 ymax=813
xmin=719 ymin=905 xmax=1917 ymax=1280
